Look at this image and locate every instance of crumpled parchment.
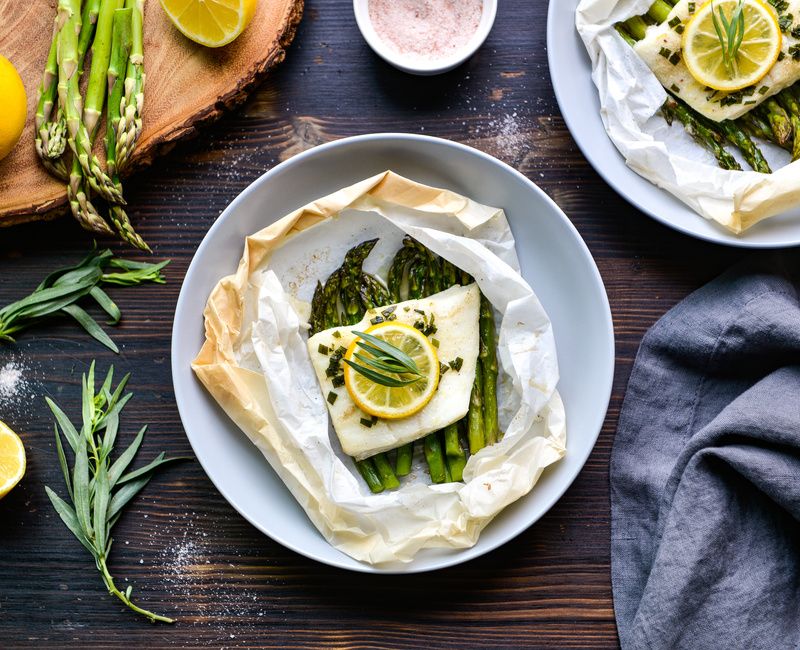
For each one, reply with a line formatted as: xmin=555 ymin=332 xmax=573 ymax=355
xmin=192 ymin=171 xmax=566 ymax=565
xmin=576 ymin=0 xmax=800 ymax=234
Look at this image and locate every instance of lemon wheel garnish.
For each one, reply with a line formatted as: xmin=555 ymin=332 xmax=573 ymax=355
xmin=160 ymin=0 xmax=257 ymax=48
xmin=344 ymin=322 xmax=440 ymax=420
xmin=683 ymin=0 xmax=782 ymax=92
xmin=0 ymin=420 xmax=25 ymax=499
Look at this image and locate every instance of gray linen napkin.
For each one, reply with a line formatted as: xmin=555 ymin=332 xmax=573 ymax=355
xmin=612 ymin=259 xmax=800 ymax=650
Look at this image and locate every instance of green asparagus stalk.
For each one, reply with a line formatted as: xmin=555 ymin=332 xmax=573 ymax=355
xmin=776 ymin=91 xmax=800 ymax=160
xmin=309 ymin=281 xmax=325 ymax=336
xmin=395 ymin=443 xmax=414 ymax=477
xmin=115 ymin=0 xmax=144 ymax=173
xmin=467 ymin=361 xmax=485 ymax=454
xmin=717 ymin=119 xmax=772 ymax=173
xmin=423 ymin=433 xmax=447 ymax=484
xmin=662 ymin=98 xmax=741 ymax=171
xmin=480 ymin=296 xmax=500 ymax=445
xmin=57 ymin=0 xmax=82 ymax=139
xmin=758 ymin=99 xmax=792 ymax=149
xmin=72 ymin=0 xmax=126 ymax=204
xmin=443 ymin=423 xmax=466 ymax=482
xmin=356 ymin=460 xmax=384 ymax=494
xmin=78 ymin=0 xmax=102 ymax=74
xmin=35 ymin=26 xmax=68 ymax=179
xmin=646 ymin=0 xmax=673 ymax=24
xmin=372 ymin=453 xmax=400 ymax=489
xmin=739 ymin=110 xmax=778 ymax=144
xmin=68 ymin=158 xmax=115 ymax=234
xmin=105 ymin=7 xmax=149 ymax=250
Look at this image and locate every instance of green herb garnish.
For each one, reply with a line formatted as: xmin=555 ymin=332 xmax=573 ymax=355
xmin=343 ymin=330 xmax=422 ymax=388
xmin=0 ymin=247 xmax=167 ymax=352
xmin=327 ymin=391 xmax=338 ymax=404
xmin=44 ymin=363 xmax=186 ymax=623
xmin=711 ymin=0 xmax=746 ymax=76
xmin=318 ymin=344 xmax=330 ymax=355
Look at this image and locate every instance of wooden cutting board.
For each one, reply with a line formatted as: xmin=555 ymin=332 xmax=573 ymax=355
xmin=0 ymin=0 xmax=303 ymax=226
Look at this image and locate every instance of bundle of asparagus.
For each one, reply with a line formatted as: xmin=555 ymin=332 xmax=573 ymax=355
xmin=35 ymin=0 xmax=148 ymax=250
xmin=309 ymin=238 xmax=501 ymax=493
xmin=616 ymin=0 xmax=800 ymax=173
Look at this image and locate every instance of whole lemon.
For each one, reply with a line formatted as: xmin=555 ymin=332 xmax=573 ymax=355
xmin=0 ymin=54 xmax=27 ymax=162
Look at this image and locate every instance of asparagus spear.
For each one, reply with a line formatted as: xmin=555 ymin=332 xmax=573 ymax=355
xmin=338 ymin=243 xmax=398 ymax=492
xmin=309 ymin=281 xmax=325 ymax=336
xmin=443 ymin=423 xmax=466 ymax=482
xmin=467 ymin=362 xmax=485 ymax=454
xmin=115 ymin=0 xmax=145 ymax=173
xmin=480 ymin=296 xmax=500 ymax=445
xmin=776 ymin=91 xmax=800 ymax=161
xmin=717 ymin=119 xmax=772 ymax=173
xmin=78 ymin=0 xmax=102 ymax=74
xmin=662 ymin=98 xmax=742 ymax=171
xmin=387 ymin=245 xmax=415 ymax=302
xmin=104 ymin=7 xmax=149 ymax=250
xmin=35 ymin=26 xmax=68 ymax=179
xmin=757 ymin=99 xmax=792 ymax=149
xmin=423 ymin=433 xmax=447 ymax=484
xmin=68 ymin=158 xmax=114 ymax=234
xmin=71 ymin=0 xmax=126 ymax=204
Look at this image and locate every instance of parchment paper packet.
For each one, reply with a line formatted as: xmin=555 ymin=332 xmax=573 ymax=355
xmin=192 ymin=171 xmax=566 ymax=565
xmin=576 ymin=0 xmax=800 ymax=234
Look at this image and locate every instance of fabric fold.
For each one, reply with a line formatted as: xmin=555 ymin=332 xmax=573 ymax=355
xmin=612 ymin=258 xmax=800 ymax=650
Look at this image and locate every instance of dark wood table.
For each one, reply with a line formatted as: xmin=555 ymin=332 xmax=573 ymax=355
xmin=0 ymin=1 xmax=749 ymax=647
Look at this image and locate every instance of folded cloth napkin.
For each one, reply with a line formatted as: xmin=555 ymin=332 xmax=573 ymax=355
xmin=612 ymin=258 xmax=800 ymax=650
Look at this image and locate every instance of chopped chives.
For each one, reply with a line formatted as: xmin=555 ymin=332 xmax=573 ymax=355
xmin=318 ymin=344 xmax=330 ymax=355
xmin=327 ymin=391 xmax=338 ymax=405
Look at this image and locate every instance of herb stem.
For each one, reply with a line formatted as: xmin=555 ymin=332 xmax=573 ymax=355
xmin=98 ymin=556 xmax=175 ymax=624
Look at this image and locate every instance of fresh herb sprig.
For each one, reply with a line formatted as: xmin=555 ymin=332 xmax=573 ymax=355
xmin=712 ymin=0 xmax=747 ymax=75
xmin=0 ymin=248 xmax=168 ymax=352
xmin=45 ymin=363 xmax=186 ymax=623
xmin=343 ymin=330 xmax=422 ymax=388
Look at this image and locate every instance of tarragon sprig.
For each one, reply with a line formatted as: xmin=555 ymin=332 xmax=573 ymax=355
xmin=712 ymin=0 xmax=747 ymax=75
xmin=0 ymin=247 xmax=168 ymax=352
xmin=45 ymin=362 xmax=187 ymax=623
xmin=343 ymin=330 xmax=422 ymax=388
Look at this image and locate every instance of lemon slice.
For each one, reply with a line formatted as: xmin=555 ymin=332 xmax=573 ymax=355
xmin=683 ymin=0 xmax=781 ymax=92
xmin=344 ymin=322 xmax=440 ymax=420
xmin=160 ymin=0 xmax=257 ymax=48
xmin=0 ymin=420 xmax=25 ymax=499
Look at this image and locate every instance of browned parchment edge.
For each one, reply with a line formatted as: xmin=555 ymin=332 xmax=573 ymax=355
xmin=0 ymin=0 xmax=304 ymax=228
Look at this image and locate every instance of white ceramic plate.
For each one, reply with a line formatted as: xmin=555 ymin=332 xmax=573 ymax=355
xmin=171 ymin=134 xmax=615 ymax=573
xmin=547 ymin=0 xmax=800 ymax=248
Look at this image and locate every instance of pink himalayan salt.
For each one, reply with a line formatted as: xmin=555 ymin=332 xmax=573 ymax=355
xmin=368 ymin=0 xmax=484 ymax=63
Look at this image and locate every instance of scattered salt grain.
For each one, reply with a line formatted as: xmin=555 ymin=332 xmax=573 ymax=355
xmin=0 ymin=362 xmax=23 ymax=401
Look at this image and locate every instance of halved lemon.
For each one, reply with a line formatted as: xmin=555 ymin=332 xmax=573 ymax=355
xmin=343 ymin=322 xmax=439 ymax=420
xmin=160 ymin=0 xmax=257 ymax=48
xmin=0 ymin=420 xmax=25 ymax=499
xmin=683 ymin=0 xmax=782 ymax=92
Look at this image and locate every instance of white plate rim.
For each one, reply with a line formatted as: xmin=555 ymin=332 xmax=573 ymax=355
xmin=547 ymin=0 xmax=800 ymax=249
xmin=171 ymin=133 xmax=615 ymax=573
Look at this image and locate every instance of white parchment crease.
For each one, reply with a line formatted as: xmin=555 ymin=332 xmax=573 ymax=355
xmin=192 ymin=171 xmax=566 ymax=564
xmin=576 ymin=0 xmax=800 ymax=233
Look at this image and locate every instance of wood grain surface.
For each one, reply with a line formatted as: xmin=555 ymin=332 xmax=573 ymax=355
xmin=0 ymin=0 xmax=755 ymax=648
xmin=0 ymin=0 xmax=303 ymax=225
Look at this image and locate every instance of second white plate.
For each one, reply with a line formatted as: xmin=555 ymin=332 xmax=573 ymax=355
xmin=548 ymin=0 xmax=800 ymax=248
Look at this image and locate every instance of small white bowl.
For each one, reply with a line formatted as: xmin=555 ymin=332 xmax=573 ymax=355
xmin=353 ymin=0 xmax=497 ymax=76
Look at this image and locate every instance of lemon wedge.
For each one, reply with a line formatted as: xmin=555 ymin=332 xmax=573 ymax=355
xmin=0 ymin=55 xmax=26 ymax=162
xmin=683 ymin=0 xmax=782 ymax=92
xmin=160 ymin=0 xmax=257 ymax=48
xmin=0 ymin=420 xmax=25 ymax=499
xmin=344 ymin=322 xmax=440 ymax=420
